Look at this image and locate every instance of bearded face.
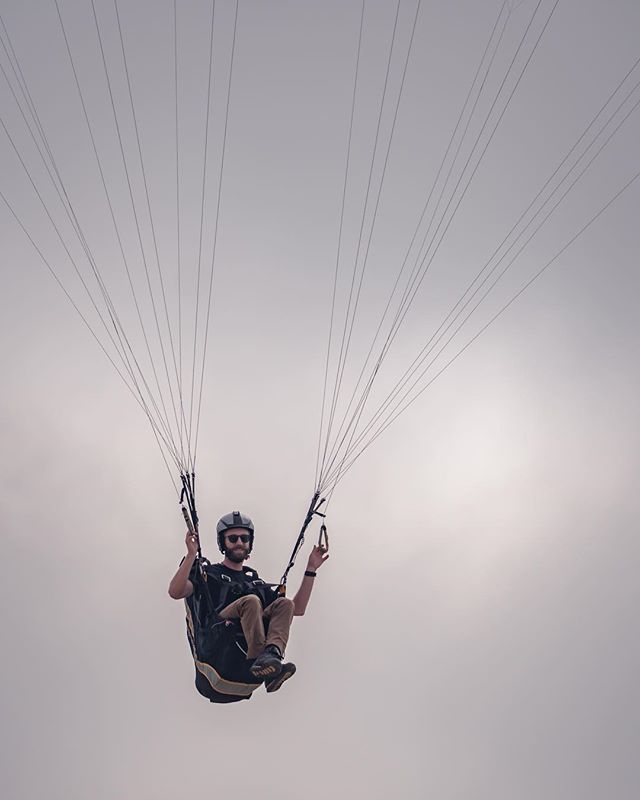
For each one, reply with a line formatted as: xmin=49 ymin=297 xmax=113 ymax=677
xmin=223 ymin=531 xmax=252 ymax=562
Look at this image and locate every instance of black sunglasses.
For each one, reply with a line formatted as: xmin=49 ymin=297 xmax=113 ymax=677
xmin=225 ymin=533 xmax=251 ymax=544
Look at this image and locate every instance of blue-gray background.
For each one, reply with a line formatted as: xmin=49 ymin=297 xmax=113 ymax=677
xmin=1 ymin=2 xmax=638 ymax=799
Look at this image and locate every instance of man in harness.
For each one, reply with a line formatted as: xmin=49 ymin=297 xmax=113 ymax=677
xmin=168 ymin=511 xmax=329 ymax=699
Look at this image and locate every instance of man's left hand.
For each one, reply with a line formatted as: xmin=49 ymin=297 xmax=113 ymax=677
xmin=307 ymin=544 xmax=329 ymax=571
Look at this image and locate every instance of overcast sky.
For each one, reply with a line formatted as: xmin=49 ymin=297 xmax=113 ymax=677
xmin=1 ymin=2 xmax=639 ymax=799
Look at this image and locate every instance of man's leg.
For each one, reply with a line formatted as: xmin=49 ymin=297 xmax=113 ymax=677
xmin=261 ymin=597 xmax=296 ymax=692
xmin=250 ymin=597 xmax=296 ymax=679
xmin=218 ymin=595 xmax=266 ymax=659
xmin=262 ymin=597 xmax=295 ymax=655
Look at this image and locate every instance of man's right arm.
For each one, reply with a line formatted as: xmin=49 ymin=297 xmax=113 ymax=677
xmin=168 ymin=531 xmax=199 ymax=599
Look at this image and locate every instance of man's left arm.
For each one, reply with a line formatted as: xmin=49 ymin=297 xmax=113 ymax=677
xmin=292 ymin=544 xmax=329 ymax=616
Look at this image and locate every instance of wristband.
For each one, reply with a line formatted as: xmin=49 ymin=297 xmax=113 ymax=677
xmin=305 ymin=570 xmax=317 ymax=578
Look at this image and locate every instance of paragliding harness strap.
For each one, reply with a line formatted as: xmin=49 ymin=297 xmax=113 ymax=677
xmin=278 ymin=491 xmax=326 ymax=595
xmin=180 ymin=472 xmax=199 ymax=545
xmin=179 ymin=471 xmax=215 ymax=619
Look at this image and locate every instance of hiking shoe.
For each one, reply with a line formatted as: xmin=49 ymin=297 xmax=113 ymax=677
xmin=250 ymin=645 xmax=283 ymax=678
xmin=265 ymin=662 xmax=296 ymax=693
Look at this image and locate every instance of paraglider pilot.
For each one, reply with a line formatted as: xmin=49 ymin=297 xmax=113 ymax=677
xmin=168 ymin=511 xmax=329 ymax=694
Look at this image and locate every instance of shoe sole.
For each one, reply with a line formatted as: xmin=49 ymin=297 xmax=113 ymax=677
xmin=265 ymin=663 xmax=296 ymax=693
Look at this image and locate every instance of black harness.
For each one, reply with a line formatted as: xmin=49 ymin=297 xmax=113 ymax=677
xmin=184 ymin=561 xmax=279 ymax=704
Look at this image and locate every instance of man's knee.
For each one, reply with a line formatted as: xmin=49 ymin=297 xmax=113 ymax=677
xmin=238 ymin=594 xmax=262 ymax=613
xmin=272 ymin=597 xmax=294 ymax=616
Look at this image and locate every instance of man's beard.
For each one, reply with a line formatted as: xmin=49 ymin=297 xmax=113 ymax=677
xmin=225 ymin=547 xmax=248 ymax=563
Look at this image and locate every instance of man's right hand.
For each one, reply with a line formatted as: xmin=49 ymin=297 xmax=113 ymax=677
xmin=168 ymin=534 xmax=197 ymax=599
xmin=186 ymin=529 xmax=199 ymax=557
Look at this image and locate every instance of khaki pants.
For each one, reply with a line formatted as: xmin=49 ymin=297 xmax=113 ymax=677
xmin=218 ymin=595 xmax=295 ymax=659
